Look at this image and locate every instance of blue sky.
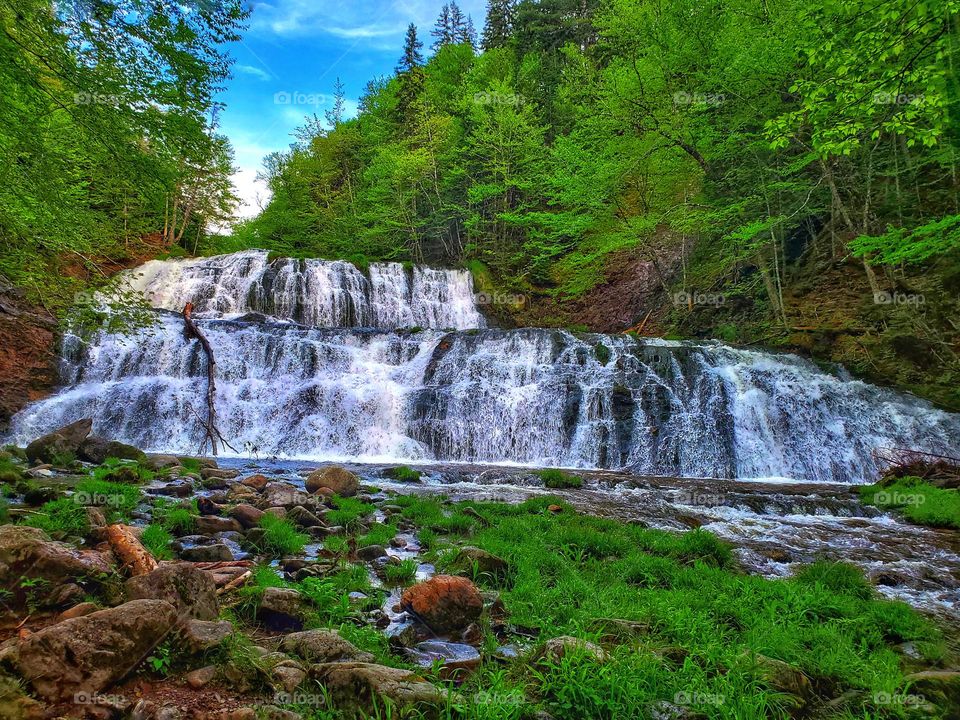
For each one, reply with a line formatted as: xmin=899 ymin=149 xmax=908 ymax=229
xmin=219 ymin=0 xmax=487 ymax=219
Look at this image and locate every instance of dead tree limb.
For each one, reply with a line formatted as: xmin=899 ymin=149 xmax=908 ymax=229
xmin=182 ymin=302 xmax=234 ymax=456
xmin=106 ymin=524 xmax=157 ymax=576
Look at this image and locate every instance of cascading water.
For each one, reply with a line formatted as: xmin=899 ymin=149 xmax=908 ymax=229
xmin=10 ymin=251 xmax=960 ymax=483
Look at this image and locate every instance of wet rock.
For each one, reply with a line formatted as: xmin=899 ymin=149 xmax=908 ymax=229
xmin=230 ymin=503 xmax=264 ymax=529
xmin=903 ymin=670 xmax=960 ymax=712
xmin=201 ymin=475 xmax=229 ymax=490
xmin=763 ymin=548 xmax=793 ymax=563
xmin=180 ymin=619 xmax=233 ymax=654
xmin=25 ymin=418 xmax=92 ymax=464
xmin=400 ymin=575 xmax=483 ymax=633
xmin=389 ymin=536 xmax=408 ymax=549
xmin=145 ymin=454 xmax=181 ymax=471
xmin=180 ymin=542 xmax=234 ymax=562
xmin=0 ymin=525 xmax=111 ymax=607
xmin=195 ymin=515 xmax=243 ymax=534
xmin=185 ymin=665 xmax=218 ymax=689
xmin=450 ymin=547 xmax=508 ymax=578
xmin=387 ymin=620 xmax=434 ymax=649
xmin=357 ymin=544 xmax=387 ymax=560
xmin=78 ymin=436 xmax=147 ymax=465
xmin=309 ymin=662 xmax=448 ymax=715
xmin=281 ymin=629 xmax=375 ymax=664
xmin=258 ymin=587 xmax=307 ymax=630
xmin=241 ymin=473 xmax=270 ymax=490
xmin=263 ymin=482 xmax=317 ymax=509
xmin=287 ymin=505 xmax=325 ymax=528
xmin=869 ymin=569 xmax=909 ymax=587
xmin=227 ymin=484 xmax=259 ymax=502
xmin=125 ymin=563 xmax=219 ymax=619
xmin=197 ymin=497 xmax=221 ymax=516
xmin=16 ymin=599 xmax=177 ymax=702
xmin=151 ymin=480 xmax=194 ymax=497
xmin=405 ymin=641 xmax=481 ymax=679
xmin=535 ymin=636 xmax=608 ymax=663
xmin=306 ymin=466 xmax=359 ymax=497
xmin=201 ymin=467 xmax=239 ymax=481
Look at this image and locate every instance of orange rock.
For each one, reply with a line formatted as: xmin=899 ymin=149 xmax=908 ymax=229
xmin=400 ymin=575 xmax=483 ymax=633
xmin=548 ymin=504 xmax=563 ymax=513
xmin=241 ymin=473 xmax=269 ymax=490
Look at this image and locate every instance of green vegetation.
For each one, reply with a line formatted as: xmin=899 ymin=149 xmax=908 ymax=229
xmin=253 ymin=513 xmax=309 ymax=556
xmin=383 ymin=558 xmax=419 ymax=585
xmin=73 ymin=478 xmax=141 ymax=523
xmin=91 ymin=458 xmax=155 ymax=485
xmin=358 ymin=520 xmax=398 ymax=548
xmin=23 ymin=497 xmax=89 ymax=537
xmin=860 ymin=477 xmax=960 ymax=531
xmin=140 ymin=524 xmax=175 ymax=561
xmin=0 ymin=457 xmax=24 ymax=484
xmin=536 ymin=468 xmax=584 ymax=489
xmin=178 ymin=458 xmax=203 ymax=476
xmin=326 ymin=496 xmax=376 ymax=531
xmin=385 ymin=465 xmax=423 ymax=483
xmin=151 ymin=498 xmax=198 ymax=535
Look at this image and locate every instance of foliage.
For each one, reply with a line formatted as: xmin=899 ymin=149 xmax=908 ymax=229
xmin=22 ymin=497 xmax=89 ymax=537
xmin=141 ymin=524 xmax=175 ymax=561
xmin=385 ymin=465 xmax=423 ymax=483
xmin=326 ymin=496 xmax=376 ymax=530
xmin=253 ymin=513 xmax=309 ymax=556
xmin=860 ymin=477 xmax=960 ymax=530
xmin=152 ymin=498 xmax=198 ymax=535
xmin=536 ymin=468 xmax=583 ymax=489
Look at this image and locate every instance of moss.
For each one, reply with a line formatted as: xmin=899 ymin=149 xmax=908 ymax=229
xmin=860 ymin=477 xmax=960 ymax=530
xmin=593 ymin=342 xmax=611 ymax=365
xmin=537 ymin=468 xmax=584 ymax=489
xmin=385 ymin=465 xmax=422 ymax=483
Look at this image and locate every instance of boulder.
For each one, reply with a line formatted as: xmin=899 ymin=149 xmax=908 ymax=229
xmin=230 ymin=503 xmax=264 ymax=529
xmin=25 ymin=418 xmax=92 ymax=464
xmin=535 ymin=636 xmax=607 ymax=663
xmin=194 ymin=516 xmax=243 ymax=534
xmin=125 ymin=563 xmax=219 ymax=620
xmin=180 ymin=542 xmax=233 ymax=562
xmin=281 ymin=629 xmax=375 ymax=664
xmin=287 ymin=505 xmax=325 ymax=528
xmin=262 ymin=482 xmax=318 ymax=509
xmin=357 ymin=544 xmax=387 ymax=561
xmin=450 ymin=547 xmax=509 ymax=579
xmin=258 ymin=587 xmax=308 ymax=631
xmin=309 ymin=662 xmax=447 ymax=715
xmin=749 ymin=653 xmax=813 ymax=702
xmin=78 ymin=436 xmax=147 ymax=465
xmin=180 ymin=619 xmax=234 ymax=654
xmin=400 ymin=575 xmax=483 ymax=633
xmin=241 ymin=474 xmax=270 ymax=491
xmin=0 ymin=525 xmax=111 ymax=607
xmin=145 ymin=454 xmax=181 ymax=471
xmin=306 ymin=466 xmax=359 ymax=497
xmin=405 ymin=641 xmax=481 ymax=680
xmin=16 ymin=599 xmax=178 ymax=702
xmin=903 ymin=670 xmax=960 ymax=713
xmin=201 ymin=467 xmax=239 ymax=481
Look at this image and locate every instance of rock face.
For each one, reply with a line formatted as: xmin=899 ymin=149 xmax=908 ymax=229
xmin=281 ymin=629 xmax=375 ymax=664
xmin=78 ymin=436 xmax=147 ymax=464
xmin=306 ymin=466 xmax=359 ymax=497
xmin=0 ymin=525 xmax=111 ymax=607
xmin=24 ymin=418 xmax=92 ymax=464
xmin=309 ymin=662 xmax=447 ymax=714
xmin=16 ymin=599 xmax=178 ymax=702
xmin=125 ymin=563 xmax=219 ymax=620
xmin=400 ymin=575 xmax=483 ymax=633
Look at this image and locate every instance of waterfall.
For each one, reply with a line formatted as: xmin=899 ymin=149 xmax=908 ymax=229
xmin=9 ymin=251 xmax=960 ymax=483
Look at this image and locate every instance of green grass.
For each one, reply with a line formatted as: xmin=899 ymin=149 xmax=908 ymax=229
xmin=141 ymin=524 xmax=174 ymax=560
xmin=22 ymin=497 xmax=89 ymax=537
xmin=254 ymin=513 xmax=309 ymax=556
xmin=151 ymin=498 xmax=198 ymax=534
xmin=326 ymin=495 xmax=376 ymax=530
xmin=178 ymin=457 xmax=202 ymax=475
xmin=74 ymin=478 xmax=142 ymax=522
xmin=385 ymin=465 xmax=422 ymax=483
xmin=0 ymin=457 xmax=24 ymax=484
xmin=859 ymin=476 xmax=960 ymax=530
xmin=536 ymin=468 xmax=584 ymax=489
xmin=358 ymin=520 xmax=398 ymax=548
xmin=383 ymin=558 xmax=418 ymax=585
xmin=91 ymin=457 xmax=155 ymax=484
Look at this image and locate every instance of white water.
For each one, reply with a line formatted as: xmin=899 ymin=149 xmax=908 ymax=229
xmin=10 ymin=252 xmax=960 ymax=483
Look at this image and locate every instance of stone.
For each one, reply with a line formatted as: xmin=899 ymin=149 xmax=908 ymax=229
xmin=0 ymin=525 xmax=111 ymax=607
xmin=281 ymin=629 xmax=375 ymax=664
xmin=180 ymin=542 xmax=234 ymax=562
xmin=287 ymin=505 xmax=325 ymax=528
xmin=241 ymin=473 xmax=270 ymax=490
xmin=124 ymin=563 xmax=219 ymax=620
xmin=201 ymin=467 xmax=239 ymax=480
xmin=58 ymin=601 xmax=100 ymax=621
xmin=0 ymin=674 xmax=45 ymax=720
xmin=230 ymin=503 xmax=264 ymax=529
xmin=400 ymin=575 xmax=483 ymax=633
xmin=195 ymin=516 xmax=243 ymax=534
xmin=78 ymin=436 xmax=147 ymax=465
xmin=357 ymin=544 xmax=387 ymax=560
xmin=749 ymin=653 xmax=813 ymax=702
xmin=263 ymin=482 xmax=318 ymax=509
xmin=258 ymin=587 xmax=307 ymax=630
xmin=903 ymin=670 xmax=960 ymax=712
xmin=15 ymin=599 xmax=178 ymax=702
xmin=270 ymin=664 xmax=308 ymax=694
xmin=405 ymin=641 xmax=481 ymax=679
xmin=308 ymin=662 xmax=447 ymax=714
xmin=180 ymin=619 xmax=233 ymax=653
xmin=305 ymin=466 xmax=359 ymax=497
xmin=25 ymin=418 xmax=92 ymax=464
xmin=145 ymin=454 xmax=181 ymax=471
xmin=535 ymin=636 xmax=608 ymax=663
xmin=185 ymin=665 xmax=218 ymax=689
xmin=450 ymin=547 xmax=509 ymax=578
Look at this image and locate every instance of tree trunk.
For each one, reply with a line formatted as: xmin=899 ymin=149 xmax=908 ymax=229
xmin=106 ymin=524 xmax=157 ymax=576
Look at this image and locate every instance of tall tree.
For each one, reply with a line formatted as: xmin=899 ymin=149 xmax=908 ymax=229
xmin=482 ymin=0 xmax=514 ymax=50
xmin=431 ymin=4 xmax=454 ymax=50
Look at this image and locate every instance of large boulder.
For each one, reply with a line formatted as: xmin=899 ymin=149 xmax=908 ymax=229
xmin=258 ymin=587 xmax=308 ymax=631
xmin=16 ymin=599 xmax=178 ymax=702
xmin=262 ymin=482 xmax=319 ymax=509
xmin=0 ymin=525 xmax=111 ymax=608
xmin=78 ymin=436 xmax=147 ymax=465
xmin=230 ymin=503 xmax=265 ymax=529
xmin=306 ymin=466 xmax=359 ymax=497
xmin=309 ymin=662 xmax=448 ymax=715
xmin=25 ymin=418 xmax=92 ymax=464
xmin=400 ymin=575 xmax=483 ymax=633
xmin=179 ymin=619 xmax=234 ymax=654
xmin=125 ymin=563 xmax=219 ymax=620
xmin=281 ymin=629 xmax=375 ymax=664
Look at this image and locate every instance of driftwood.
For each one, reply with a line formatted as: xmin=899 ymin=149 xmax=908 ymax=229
xmin=105 ymin=524 xmax=157 ymax=576
xmin=217 ymin=570 xmax=252 ymax=595
xmin=874 ymin=447 xmax=960 ymax=489
xmin=182 ymin=302 xmax=235 ymax=456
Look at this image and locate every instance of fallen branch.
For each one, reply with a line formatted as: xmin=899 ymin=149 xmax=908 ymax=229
xmin=105 ymin=524 xmax=157 ymax=576
xmin=217 ymin=570 xmax=252 ymax=595
xmin=182 ymin=302 xmax=235 ymax=456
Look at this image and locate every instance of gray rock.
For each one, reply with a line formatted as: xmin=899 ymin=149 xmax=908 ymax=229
xmin=125 ymin=562 xmax=219 ymax=620
xmin=78 ymin=436 xmax=147 ymax=465
xmin=258 ymin=587 xmax=307 ymax=630
xmin=180 ymin=619 xmax=233 ymax=653
xmin=308 ymin=662 xmax=448 ymax=714
xmin=281 ymin=629 xmax=375 ymax=664
xmin=25 ymin=418 xmax=92 ymax=464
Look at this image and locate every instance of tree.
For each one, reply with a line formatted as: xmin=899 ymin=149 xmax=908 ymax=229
xmin=482 ymin=0 xmax=514 ymax=50
xmin=431 ymin=4 xmax=454 ymax=50
xmin=325 ymin=77 xmax=348 ymax=129
xmin=397 ymin=23 xmax=424 ymax=73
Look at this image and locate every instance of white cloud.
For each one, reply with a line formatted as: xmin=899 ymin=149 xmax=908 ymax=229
xmin=235 ymin=64 xmax=273 ymax=81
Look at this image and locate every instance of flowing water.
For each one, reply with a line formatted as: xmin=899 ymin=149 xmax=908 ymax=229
xmin=8 ymin=251 xmax=960 ymax=617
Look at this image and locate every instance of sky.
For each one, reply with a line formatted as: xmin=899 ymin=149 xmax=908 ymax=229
xmin=218 ymin=0 xmax=488 ymax=221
